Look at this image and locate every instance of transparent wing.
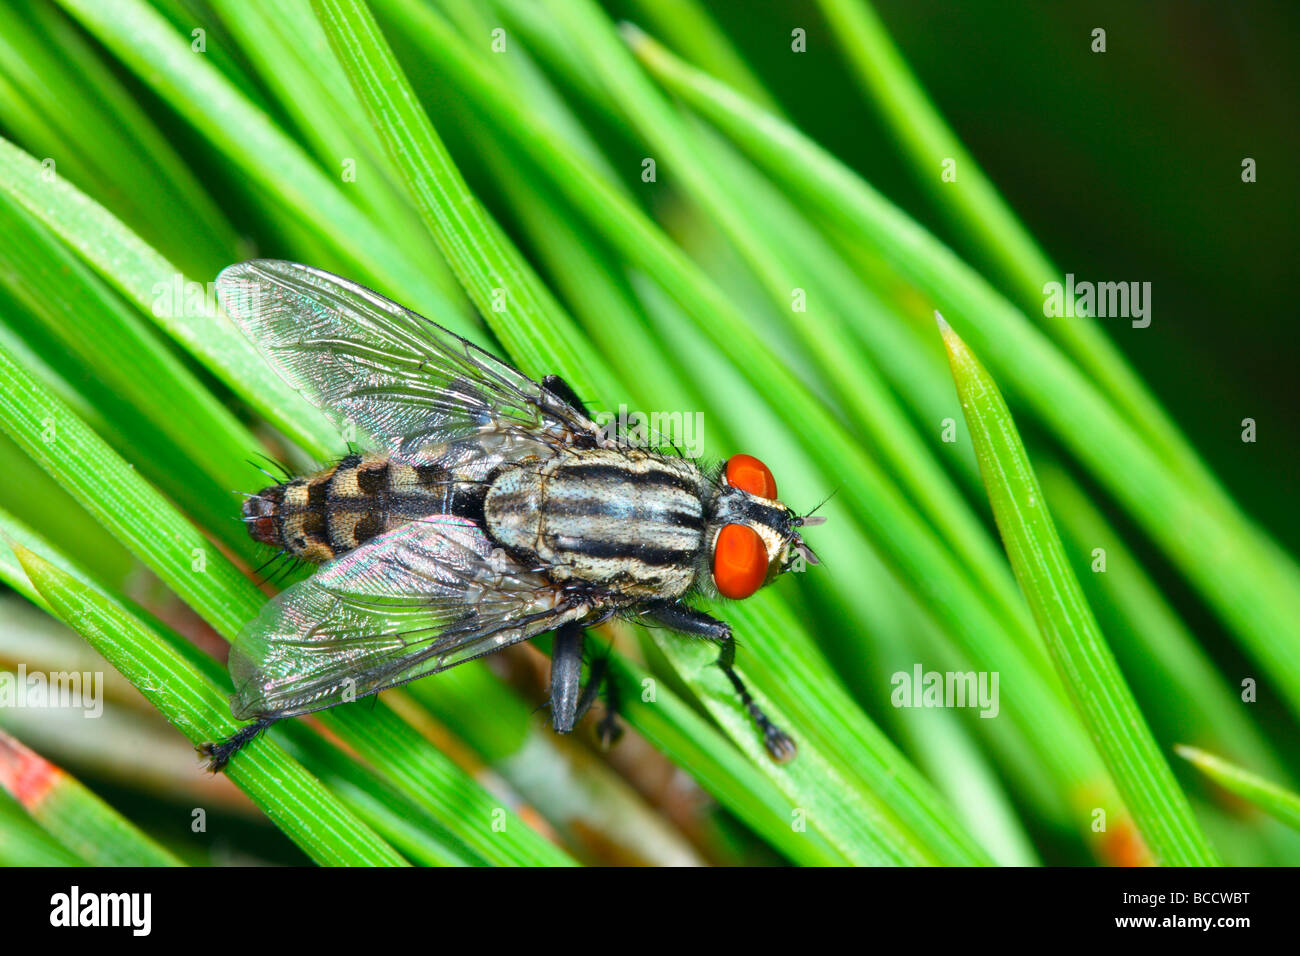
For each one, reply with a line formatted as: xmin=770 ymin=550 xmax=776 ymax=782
xmin=216 ymin=260 xmax=600 ymax=461
xmin=228 ymin=516 xmax=586 ymax=719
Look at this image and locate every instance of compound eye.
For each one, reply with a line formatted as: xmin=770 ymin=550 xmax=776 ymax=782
xmin=725 ymin=454 xmax=777 ymax=499
xmin=713 ymin=524 xmax=768 ymax=599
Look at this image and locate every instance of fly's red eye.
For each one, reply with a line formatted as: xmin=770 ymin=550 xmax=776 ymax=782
xmin=725 ymin=454 xmax=777 ymax=499
xmin=713 ymin=524 xmax=769 ymax=600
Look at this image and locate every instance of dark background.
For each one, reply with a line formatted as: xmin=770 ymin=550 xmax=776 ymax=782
xmin=681 ymin=0 xmax=1298 ymax=552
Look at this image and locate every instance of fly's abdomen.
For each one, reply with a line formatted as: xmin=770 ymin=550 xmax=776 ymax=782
xmin=243 ymin=453 xmax=470 ymax=562
xmin=483 ymin=449 xmax=705 ymax=598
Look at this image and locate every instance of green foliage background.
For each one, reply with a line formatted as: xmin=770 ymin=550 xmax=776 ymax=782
xmin=0 ymin=0 xmax=1295 ymax=866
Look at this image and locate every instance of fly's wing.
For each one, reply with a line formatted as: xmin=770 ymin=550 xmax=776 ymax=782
xmin=228 ymin=516 xmax=586 ymax=719
xmin=216 ymin=260 xmax=601 ymax=462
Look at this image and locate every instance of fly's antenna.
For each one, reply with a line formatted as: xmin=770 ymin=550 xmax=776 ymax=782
xmin=788 ymin=488 xmax=832 ymax=565
xmin=797 ymin=488 xmax=838 ymax=527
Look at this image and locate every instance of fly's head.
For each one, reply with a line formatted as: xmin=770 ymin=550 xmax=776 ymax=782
xmin=704 ymin=454 xmax=825 ymax=600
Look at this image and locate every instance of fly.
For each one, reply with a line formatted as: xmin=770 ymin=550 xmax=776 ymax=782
xmin=200 ymin=260 xmax=823 ymax=770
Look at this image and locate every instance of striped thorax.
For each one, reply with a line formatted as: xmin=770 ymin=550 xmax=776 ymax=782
xmin=485 ymin=447 xmax=706 ymax=600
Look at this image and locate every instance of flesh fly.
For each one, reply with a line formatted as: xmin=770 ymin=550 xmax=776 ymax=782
xmin=201 ymin=261 xmax=823 ymax=770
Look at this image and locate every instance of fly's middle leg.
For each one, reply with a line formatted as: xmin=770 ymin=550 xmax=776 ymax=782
xmin=641 ymin=601 xmax=796 ymax=763
xmin=551 ymin=622 xmax=624 ymax=747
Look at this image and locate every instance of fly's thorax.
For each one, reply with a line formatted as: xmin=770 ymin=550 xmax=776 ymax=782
xmin=243 ymin=452 xmax=476 ymax=562
xmin=483 ymin=447 xmax=709 ymax=599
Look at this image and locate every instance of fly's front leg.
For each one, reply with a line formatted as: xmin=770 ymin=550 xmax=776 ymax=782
xmin=641 ymin=602 xmax=796 ymax=763
xmin=549 ymin=622 xmax=585 ymax=734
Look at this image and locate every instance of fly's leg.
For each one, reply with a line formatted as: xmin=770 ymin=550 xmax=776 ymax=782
xmin=716 ymin=636 xmax=796 ymax=763
xmin=573 ymin=655 xmax=624 ymax=749
xmin=641 ymin=602 xmax=796 ymax=763
xmin=198 ymin=715 xmax=279 ymax=773
xmin=549 ymin=622 xmax=586 ymax=734
xmin=553 ymin=624 xmax=624 ymax=747
xmin=596 ymin=659 xmax=623 ymax=749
